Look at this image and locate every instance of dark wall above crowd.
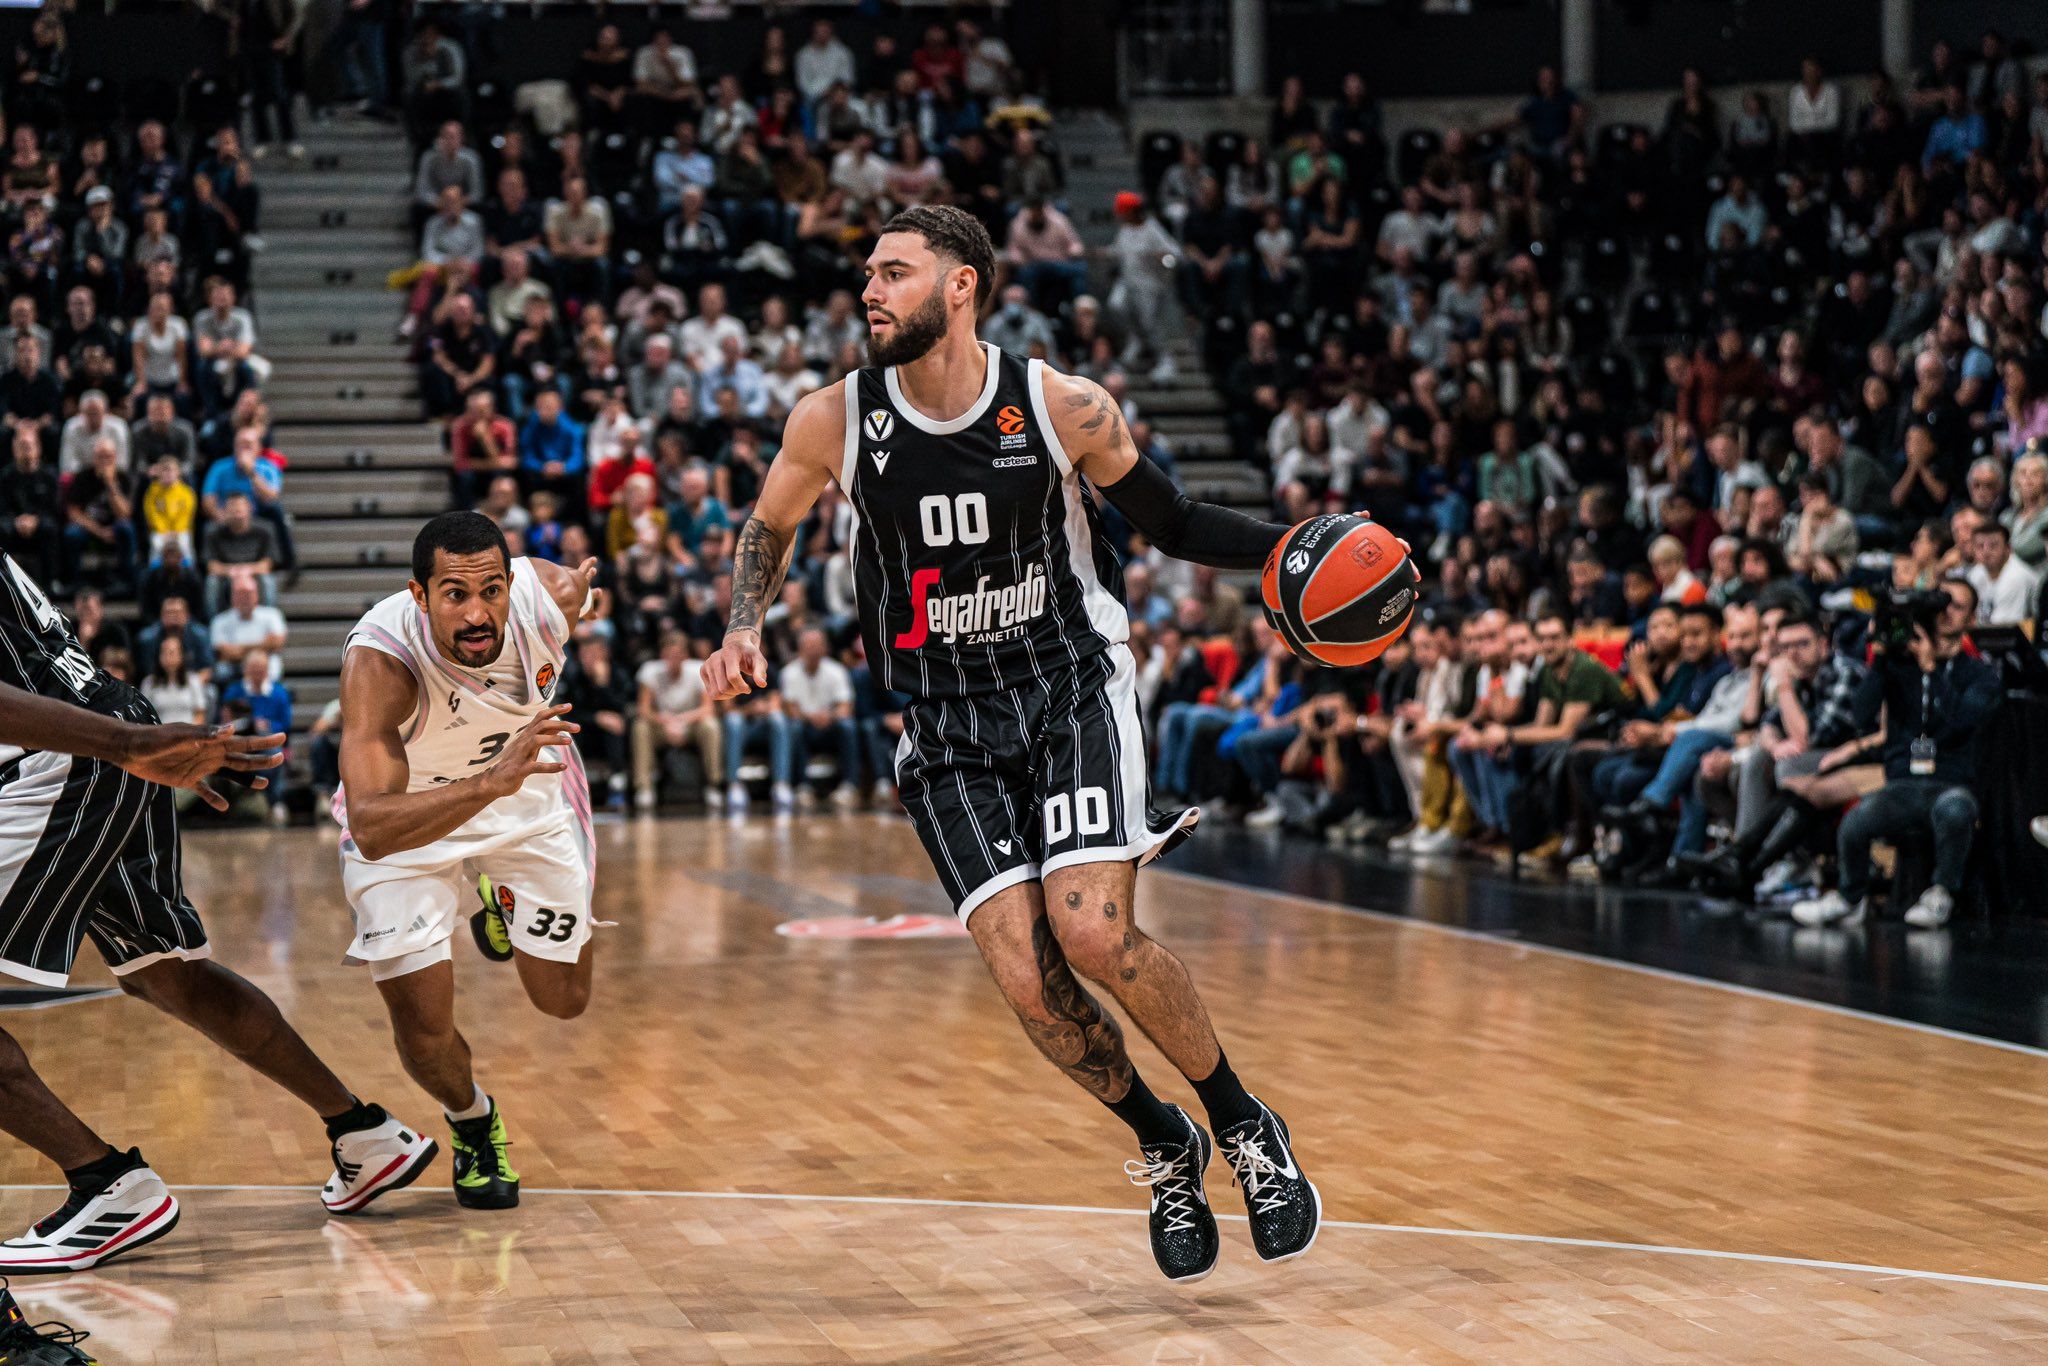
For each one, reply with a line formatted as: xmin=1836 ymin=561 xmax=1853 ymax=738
xmin=1595 ymin=0 xmax=1884 ymax=93
xmin=1265 ymin=1 xmax=1559 ymax=98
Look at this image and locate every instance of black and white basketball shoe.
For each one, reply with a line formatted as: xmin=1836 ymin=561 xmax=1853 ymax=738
xmin=1123 ymin=1104 xmax=1220 ymax=1281
xmin=1217 ymin=1097 xmax=1322 ymax=1263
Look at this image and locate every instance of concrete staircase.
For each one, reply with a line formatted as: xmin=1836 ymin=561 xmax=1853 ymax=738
xmin=252 ymin=115 xmax=446 ymax=730
xmin=1053 ymin=110 xmax=1266 ymax=517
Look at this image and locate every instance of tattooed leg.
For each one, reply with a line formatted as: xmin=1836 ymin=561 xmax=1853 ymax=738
xmin=1041 ymin=859 xmax=1224 ymax=1081
xmin=969 ymin=881 xmax=1137 ymax=1102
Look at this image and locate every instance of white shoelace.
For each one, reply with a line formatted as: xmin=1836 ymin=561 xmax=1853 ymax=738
xmin=1221 ymin=1134 xmax=1291 ymax=1215
xmin=1124 ymin=1153 xmax=1200 ymax=1234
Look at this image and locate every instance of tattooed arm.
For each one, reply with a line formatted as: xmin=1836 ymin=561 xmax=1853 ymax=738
xmin=1041 ymin=368 xmax=1292 ymax=570
xmin=701 ymin=382 xmax=842 ymax=701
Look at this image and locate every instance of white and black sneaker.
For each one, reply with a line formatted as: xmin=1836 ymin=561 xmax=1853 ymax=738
xmin=322 ymin=1107 xmax=439 ymax=1215
xmin=0 ymin=1152 xmax=180 ymax=1276
xmin=1217 ymin=1098 xmax=1322 ymax=1263
xmin=1123 ymin=1105 xmax=1219 ymax=1282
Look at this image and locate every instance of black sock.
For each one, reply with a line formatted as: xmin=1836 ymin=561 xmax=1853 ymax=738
xmin=63 ymin=1145 xmax=140 ymax=1195
xmin=1189 ymin=1049 xmax=1261 ymax=1132
xmin=322 ymin=1096 xmax=387 ymax=1141
xmin=1104 ymin=1071 xmax=1186 ymax=1149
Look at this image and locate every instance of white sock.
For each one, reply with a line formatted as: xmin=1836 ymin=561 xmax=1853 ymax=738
xmin=445 ymin=1084 xmax=490 ymax=1123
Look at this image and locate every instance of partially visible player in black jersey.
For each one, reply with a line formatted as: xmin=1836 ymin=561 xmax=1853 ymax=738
xmin=704 ymin=206 xmax=1321 ymax=1280
xmin=0 ymin=554 xmax=435 ymax=1277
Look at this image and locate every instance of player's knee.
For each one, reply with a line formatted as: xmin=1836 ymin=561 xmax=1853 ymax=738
xmin=532 ymin=981 xmax=590 ymax=1020
xmin=1055 ymin=920 xmax=1134 ymax=986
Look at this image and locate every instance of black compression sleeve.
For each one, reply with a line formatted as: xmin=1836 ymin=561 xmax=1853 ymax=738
xmin=1095 ymin=455 xmax=1291 ymax=570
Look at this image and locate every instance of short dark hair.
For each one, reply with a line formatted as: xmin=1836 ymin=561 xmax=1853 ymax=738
xmin=879 ymin=204 xmax=996 ymax=308
xmin=412 ymin=510 xmax=511 ymax=586
xmin=1680 ymin=602 xmax=1724 ymax=629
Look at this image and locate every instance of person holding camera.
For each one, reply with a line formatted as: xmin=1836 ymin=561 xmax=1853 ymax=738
xmin=1791 ymin=579 xmax=2002 ymax=928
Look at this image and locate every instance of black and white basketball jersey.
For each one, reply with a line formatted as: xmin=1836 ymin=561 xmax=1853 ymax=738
xmin=837 ymin=342 xmax=1130 ymax=700
xmin=0 ymin=554 xmax=103 ymax=706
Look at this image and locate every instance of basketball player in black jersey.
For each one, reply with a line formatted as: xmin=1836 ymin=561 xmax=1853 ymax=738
xmin=0 ymin=554 xmax=434 ymax=1276
xmin=703 ymin=206 xmax=1319 ymax=1280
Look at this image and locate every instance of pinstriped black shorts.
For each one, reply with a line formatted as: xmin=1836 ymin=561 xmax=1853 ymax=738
xmin=892 ymin=645 xmax=1198 ymax=922
xmin=0 ymin=684 xmax=208 ymax=987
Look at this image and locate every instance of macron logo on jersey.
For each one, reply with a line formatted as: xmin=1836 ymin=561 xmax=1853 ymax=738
xmin=893 ymin=564 xmax=1050 ymax=649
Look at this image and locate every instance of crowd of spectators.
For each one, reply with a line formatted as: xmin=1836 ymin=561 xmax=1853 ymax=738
xmin=1114 ymin=38 xmax=2048 ymax=927
xmin=376 ymin=10 xmax=2038 ymax=926
xmin=391 ymin=12 xmax=1080 ymax=813
xmin=0 ymin=4 xmax=300 ymax=821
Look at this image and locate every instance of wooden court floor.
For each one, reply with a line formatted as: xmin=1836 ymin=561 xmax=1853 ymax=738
xmin=6 ymin=815 xmax=2048 ymax=1363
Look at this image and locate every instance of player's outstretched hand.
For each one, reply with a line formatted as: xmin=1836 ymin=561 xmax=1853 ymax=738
xmin=482 ymin=705 xmax=579 ymax=797
xmin=119 ymin=722 xmax=285 ymax=812
xmin=572 ymin=556 xmax=608 ymax=623
xmin=702 ymin=631 xmax=768 ymax=702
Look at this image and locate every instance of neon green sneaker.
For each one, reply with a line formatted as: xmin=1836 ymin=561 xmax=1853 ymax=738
xmin=471 ymin=875 xmax=514 ymax=963
xmin=449 ymin=1101 xmax=520 ymax=1211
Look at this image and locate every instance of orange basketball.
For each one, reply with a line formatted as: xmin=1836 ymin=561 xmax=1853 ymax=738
xmin=1260 ymin=514 xmax=1420 ymax=667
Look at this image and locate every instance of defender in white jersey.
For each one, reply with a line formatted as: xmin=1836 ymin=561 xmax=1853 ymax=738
xmin=336 ymin=513 xmax=602 ymax=1211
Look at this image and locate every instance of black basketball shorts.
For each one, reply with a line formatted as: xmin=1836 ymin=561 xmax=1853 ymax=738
xmin=894 ymin=644 xmax=1199 ymax=921
xmin=0 ymin=685 xmax=209 ymax=987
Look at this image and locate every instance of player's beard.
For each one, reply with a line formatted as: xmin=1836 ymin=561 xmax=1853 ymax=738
xmin=448 ymin=624 xmax=502 ymax=667
xmin=866 ymin=283 xmax=949 ymax=368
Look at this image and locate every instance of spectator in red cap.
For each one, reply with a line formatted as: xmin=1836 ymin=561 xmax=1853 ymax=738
xmin=1108 ymin=191 xmax=1180 ymax=384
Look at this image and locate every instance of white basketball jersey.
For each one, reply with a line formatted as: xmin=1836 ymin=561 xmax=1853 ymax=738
xmin=337 ymin=557 xmax=589 ymax=863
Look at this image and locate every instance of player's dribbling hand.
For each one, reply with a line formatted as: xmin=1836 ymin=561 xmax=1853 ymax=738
xmin=118 ymin=721 xmax=285 ymax=812
xmin=482 ymin=705 xmax=579 ymax=797
xmin=703 ymin=630 xmax=768 ymax=701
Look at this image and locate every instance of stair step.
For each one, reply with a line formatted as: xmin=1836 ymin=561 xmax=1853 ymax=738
xmin=266 ymin=376 xmax=420 ymax=401
xmin=254 ymin=264 xmax=406 ymax=290
xmin=1150 ymin=414 xmax=1227 ymax=438
xmin=275 ymin=428 xmax=443 ymax=456
xmin=1130 ymin=389 xmax=1220 ymax=417
xmin=258 ymin=228 xmax=412 ymax=253
xmin=261 ymin=346 xmax=413 ymax=367
xmin=253 ymin=324 xmax=405 ymax=349
xmin=281 ymin=640 xmax=347 ymax=676
xmin=1158 ymin=432 xmax=1233 ymax=459
xmin=262 ymin=174 xmax=413 ymax=199
xmin=291 ymin=467 xmax=443 ymax=497
xmin=285 ymin=487 xmax=447 ymax=518
xmin=274 ymin=420 xmax=438 ymax=444
xmin=263 ymin=203 xmax=409 ymax=231
xmin=280 ymin=587 xmax=401 ymax=619
xmin=293 ymin=516 xmax=425 ymax=551
xmin=253 ymin=284 xmax=398 ymax=308
xmin=285 ymin=446 xmax=446 ymax=472
xmin=267 ymin=398 xmax=424 ymax=423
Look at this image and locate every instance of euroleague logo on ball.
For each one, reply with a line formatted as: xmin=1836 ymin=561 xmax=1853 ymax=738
xmin=1285 ymin=549 xmax=1312 ymax=576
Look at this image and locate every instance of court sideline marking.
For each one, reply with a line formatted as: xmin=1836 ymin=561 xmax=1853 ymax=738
xmin=1162 ymin=868 xmax=2048 ymax=1061
xmin=1 ymin=1182 xmax=2042 ymax=1297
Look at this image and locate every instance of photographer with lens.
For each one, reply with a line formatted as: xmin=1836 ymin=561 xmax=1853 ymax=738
xmin=1790 ymin=579 xmax=2002 ymax=928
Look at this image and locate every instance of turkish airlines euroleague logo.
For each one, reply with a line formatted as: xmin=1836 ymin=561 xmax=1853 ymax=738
xmin=894 ymin=564 xmax=1050 ymax=648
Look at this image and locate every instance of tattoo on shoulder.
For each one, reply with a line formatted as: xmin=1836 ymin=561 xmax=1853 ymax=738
xmin=1060 ymin=385 xmax=1127 ymax=458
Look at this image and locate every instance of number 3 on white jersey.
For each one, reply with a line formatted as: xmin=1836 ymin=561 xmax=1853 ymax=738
xmin=1043 ymin=786 xmax=1109 ymax=846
